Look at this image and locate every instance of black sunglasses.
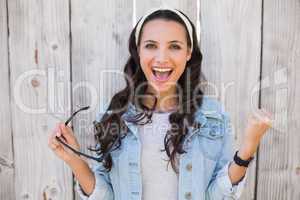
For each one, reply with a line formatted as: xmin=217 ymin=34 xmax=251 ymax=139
xmin=55 ymin=106 xmax=120 ymax=163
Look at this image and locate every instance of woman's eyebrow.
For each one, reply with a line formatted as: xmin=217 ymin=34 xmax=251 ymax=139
xmin=143 ymin=40 xmax=157 ymax=43
xmin=143 ymin=40 xmax=184 ymax=44
xmin=168 ymin=40 xmax=184 ymax=44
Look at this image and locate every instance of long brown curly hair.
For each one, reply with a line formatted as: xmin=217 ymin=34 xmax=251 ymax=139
xmin=91 ymin=9 xmax=204 ymax=173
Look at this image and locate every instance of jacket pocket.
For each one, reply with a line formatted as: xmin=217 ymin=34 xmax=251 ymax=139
xmin=197 ymin=115 xmax=224 ymax=161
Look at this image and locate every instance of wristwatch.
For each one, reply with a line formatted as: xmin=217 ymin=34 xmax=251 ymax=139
xmin=233 ymin=151 xmax=254 ymax=167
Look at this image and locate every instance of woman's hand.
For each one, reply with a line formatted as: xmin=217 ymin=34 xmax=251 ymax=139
xmin=238 ymin=109 xmax=273 ymax=159
xmin=48 ymin=123 xmax=81 ymax=164
xmin=228 ymin=109 xmax=273 ymax=185
xmin=49 ymin=123 xmax=96 ymax=195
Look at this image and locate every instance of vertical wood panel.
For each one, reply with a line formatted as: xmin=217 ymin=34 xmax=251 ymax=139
xmin=200 ymin=0 xmax=262 ymax=199
xmin=257 ymin=0 xmax=300 ymax=199
xmin=71 ymin=0 xmax=133 ymax=199
xmin=0 ymin=0 xmax=14 ymax=199
xmin=8 ymin=0 xmax=73 ymax=199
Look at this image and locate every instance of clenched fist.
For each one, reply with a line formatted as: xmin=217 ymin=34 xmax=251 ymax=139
xmin=238 ymin=109 xmax=273 ymax=159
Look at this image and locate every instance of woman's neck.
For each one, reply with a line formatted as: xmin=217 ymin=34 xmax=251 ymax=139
xmin=142 ymin=87 xmax=178 ymax=112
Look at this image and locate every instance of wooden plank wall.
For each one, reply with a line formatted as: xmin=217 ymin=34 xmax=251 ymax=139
xmin=7 ymin=0 xmax=73 ymax=199
xmin=0 ymin=0 xmax=14 ymax=199
xmin=257 ymin=0 xmax=300 ymax=199
xmin=1 ymin=0 xmax=299 ymax=199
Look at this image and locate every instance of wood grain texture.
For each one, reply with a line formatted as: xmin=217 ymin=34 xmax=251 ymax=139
xmin=0 ymin=0 xmax=14 ymax=199
xmin=257 ymin=0 xmax=300 ymax=199
xmin=70 ymin=0 xmax=133 ymax=199
xmin=200 ymin=0 xmax=262 ymax=199
xmin=7 ymin=0 xmax=73 ymax=199
xmin=1 ymin=0 xmax=299 ymax=199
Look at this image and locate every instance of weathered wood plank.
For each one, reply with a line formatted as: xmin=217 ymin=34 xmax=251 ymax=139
xmin=7 ymin=0 xmax=73 ymax=199
xmin=200 ymin=0 xmax=262 ymax=199
xmin=0 ymin=0 xmax=14 ymax=199
xmin=71 ymin=0 xmax=133 ymax=199
xmin=257 ymin=0 xmax=300 ymax=199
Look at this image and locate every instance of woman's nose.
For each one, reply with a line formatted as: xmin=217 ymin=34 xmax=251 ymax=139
xmin=155 ymin=48 xmax=169 ymax=63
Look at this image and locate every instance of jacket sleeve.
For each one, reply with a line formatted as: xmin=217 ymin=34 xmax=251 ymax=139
xmin=75 ymin=111 xmax=114 ymax=200
xmin=75 ymin=160 xmax=114 ymax=200
xmin=205 ymin=112 xmax=248 ymax=199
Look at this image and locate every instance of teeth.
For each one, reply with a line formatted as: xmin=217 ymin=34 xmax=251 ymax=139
xmin=153 ymin=67 xmax=172 ymax=72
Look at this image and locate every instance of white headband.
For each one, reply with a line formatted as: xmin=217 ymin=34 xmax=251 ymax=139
xmin=135 ymin=6 xmax=194 ymax=53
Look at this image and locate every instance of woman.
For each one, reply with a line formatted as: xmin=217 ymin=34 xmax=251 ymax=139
xmin=48 ymin=7 xmax=272 ymax=200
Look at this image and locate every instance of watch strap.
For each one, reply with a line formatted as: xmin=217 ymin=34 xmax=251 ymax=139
xmin=233 ymin=151 xmax=254 ymax=167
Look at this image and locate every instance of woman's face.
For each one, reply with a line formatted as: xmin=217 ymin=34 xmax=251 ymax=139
xmin=138 ymin=19 xmax=192 ymax=94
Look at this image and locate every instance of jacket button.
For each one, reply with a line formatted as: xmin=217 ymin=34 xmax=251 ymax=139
xmin=186 ymin=163 xmax=192 ymax=171
xmin=131 ymin=191 xmax=139 ymax=195
xmin=129 ymin=162 xmax=138 ymax=166
xmin=185 ymin=192 xmax=192 ymax=200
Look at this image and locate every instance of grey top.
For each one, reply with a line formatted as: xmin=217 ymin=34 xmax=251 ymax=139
xmin=137 ymin=111 xmax=178 ymax=200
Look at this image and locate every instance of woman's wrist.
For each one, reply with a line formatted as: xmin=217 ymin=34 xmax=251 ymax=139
xmin=237 ymin=149 xmax=253 ymax=160
xmin=238 ymin=138 xmax=260 ymax=159
xmin=238 ymin=141 xmax=257 ymax=160
xmin=66 ymin=154 xmax=86 ymax=168
xmin=66 ymin=155 xmax=96 ymax=196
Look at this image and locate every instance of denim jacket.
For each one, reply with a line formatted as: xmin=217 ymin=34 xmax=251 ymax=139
xmin=75 ymin=96 xmax=247 ymax=200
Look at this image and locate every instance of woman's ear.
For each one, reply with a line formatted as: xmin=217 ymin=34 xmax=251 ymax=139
xmin=137 ymin=46 xmax=141 ymax=56
xmin=187 ymin=49 xmax=192 ymax=61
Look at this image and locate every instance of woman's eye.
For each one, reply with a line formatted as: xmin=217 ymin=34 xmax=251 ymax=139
xmin=145 ymin=44 xmax=156 ymax=49
xmin=170 ymin=44 xmax=181 ymax=50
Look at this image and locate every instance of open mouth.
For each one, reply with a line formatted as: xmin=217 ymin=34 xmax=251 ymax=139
xmin=151 ymin=67 xmax=173 ymax=82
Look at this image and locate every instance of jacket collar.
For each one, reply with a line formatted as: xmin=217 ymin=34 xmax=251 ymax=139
xmin=121 ymin=96 xmax=223 ymax=139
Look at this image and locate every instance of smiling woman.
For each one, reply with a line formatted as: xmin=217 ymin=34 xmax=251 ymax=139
xmin=138 ymin=19 xmax=191 ymax=97
xmin=48 ymin=6 xmax=272 ymax=200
